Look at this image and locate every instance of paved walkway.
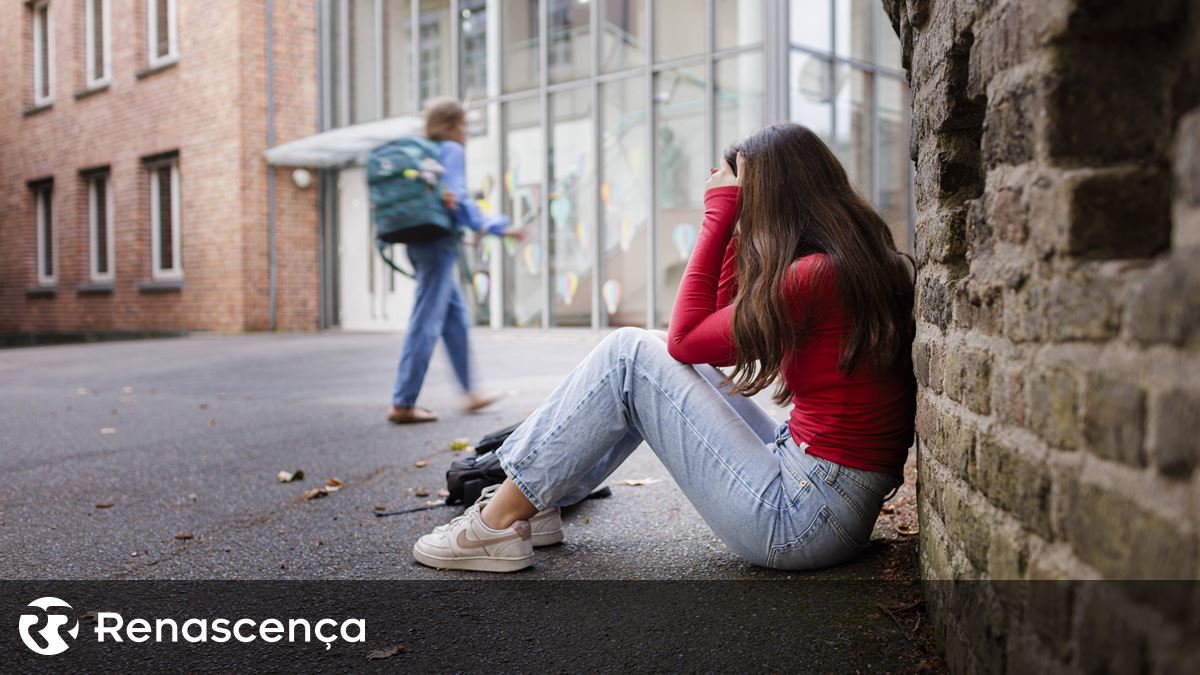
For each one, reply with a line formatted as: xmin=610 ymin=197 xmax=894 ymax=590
xmin=0 ymin=330 xmax=920 ymax=581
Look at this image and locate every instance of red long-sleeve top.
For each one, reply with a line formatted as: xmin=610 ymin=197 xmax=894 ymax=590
xmin=667 ymin=186 xmax=915 ymax=476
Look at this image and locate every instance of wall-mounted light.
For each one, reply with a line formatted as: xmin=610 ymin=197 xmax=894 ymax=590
xmin=292 ymin=168 xmax=313 ymax=190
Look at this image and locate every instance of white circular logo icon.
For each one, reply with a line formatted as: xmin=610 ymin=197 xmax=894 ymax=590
xmin=18 ymin=597 xmax=79 ymax=656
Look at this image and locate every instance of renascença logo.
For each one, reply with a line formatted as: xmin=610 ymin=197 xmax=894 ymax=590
xmin=16 ymin=596 xmax=366 ymax=655
xmin=18 ymin=597 xmax=79 ymax=656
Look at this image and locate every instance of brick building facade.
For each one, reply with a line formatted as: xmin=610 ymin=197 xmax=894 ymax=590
xmin=0 ymin=0 xmax=321 ymax=335
xmin=885 ymin=0 xmax=1199 ymax=671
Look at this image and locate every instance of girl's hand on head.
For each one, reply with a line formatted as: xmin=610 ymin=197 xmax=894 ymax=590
xmin=705 ymin=152 xmax=744 ymax=192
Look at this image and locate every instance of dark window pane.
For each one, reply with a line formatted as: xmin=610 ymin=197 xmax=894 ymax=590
xmin=158 ymin=167 xmax=174 ymax=270
xmin=38 ymin=5 xmax=50 ymax=98
xmin=95 ymin=176 xmax=109 ymax=275
xmin=157 ymin=0 xmax=171 ymax=58
xmin=42 ymin=189 xmax=53 ymax=278
xmin=94 ymin=0 xmax=106 ymax=77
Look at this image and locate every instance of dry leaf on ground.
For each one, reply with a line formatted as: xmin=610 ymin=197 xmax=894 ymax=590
xmin=100 ymin=427 xmax=117 ymax=435
xmin=414 ymin=459 xmax=428 ymax=468
xmin=175 ymin=533 xmax=194 ymax=540
xmin=325 ymin=477 xmax=345 ymax=490
xmin=619 ymin=478 xmax=661 ymax=487
xmin=95 ymin=502 xmax=113 ymax=509
xmin=449 ymin=438 xmax=470 ymax=451
xmin=367 ymin=645 xmax=406 ymax=660
xmin=277 ymin=470 xmax=305 ymax=483
xmin=414 ymin=488 xmax=429 ymax=497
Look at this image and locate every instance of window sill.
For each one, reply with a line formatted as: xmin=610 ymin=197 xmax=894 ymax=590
xmin=136 ymin=59 xmax=179 ymax=80
xmin=75 ymin=83 xmax=111 ymax=100
xmin=26 ymin=285 xmax=57 ymax=298
xmin=22 ymin=102 xmax=54 ymax=118
xmin=137 ymin=279 xmax=184 ymax=293
xmin=77 ymin=282 xmax=115 ymax=295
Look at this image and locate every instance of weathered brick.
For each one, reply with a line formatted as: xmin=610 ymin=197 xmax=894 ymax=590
xmin=1027 ymin=366 xmax=1081 ymax=450
xmin=990 ymin=361 xmax=1026 ymax=426
xmin=941 ymin=486 xmax=990 ymax=572
xmin=1043 ymin=41 xmax=1173 ymax=164
xmin=1061 ymin=166 xmax=1172 ymax=260
xmin=1175 ymin=110 xmax=1200 ymax=210
xmin=1008 ymin=275 xmax=1120 ymax=343
xmin=968 ymin=1 xmax=1035 ymax=99
xmin=1127 ymin=254 xmax=1200 ymax=345
xmin=1151 ymin=388 xmax=1200 ymax=477
xmin=1061 ymin=480 xmax=1198 ymax=580
xmin=984 ymin=180 xmax=1027 ymax=244
xmin=1082 ymin=373 xmax=1146 ymax=467
xmin=1076 ymin=586 xmax=1153 ymax=675
xmin=953 ymin=278 xmax=1005 ymax=337
xmin=982 ymin=79 xmax=1036 ymax=168
xmin=916 ymin=132 xmax=983 ymax=212
xmin=919 ymin=273 xmax=954 ymax=330
xmin=914 ymin=208 xmax=967 ymax=265
xmin=976 ymin=437 xmax=1053 ymax=539
xmin=934 ymin=413 xmax=977 ymax=481
xmin=986 ymin=522 xmax=1028 ymax=580
xmin=943 ymin=344 xmax=992 ymax=414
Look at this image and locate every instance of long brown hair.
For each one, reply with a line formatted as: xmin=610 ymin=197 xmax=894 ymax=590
xmin=725 ymin=123 xmax=915 ymax=404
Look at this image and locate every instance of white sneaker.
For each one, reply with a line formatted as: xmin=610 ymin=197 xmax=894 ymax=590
xmin=412 ymin=503 xmax=534 ymax=572
xmin=477 ymin=484 xmax=564 ymax=547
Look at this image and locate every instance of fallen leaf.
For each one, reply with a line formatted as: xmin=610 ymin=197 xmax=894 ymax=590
xmin=582 ymin=516 xmax=591 ymax=524
xmin=95 ymin=502 xmax=114 ymax=509
xmin=619 ymin=478 xmax=661 ymax=487
xmin=881 ymin=504 xmax=896 ymax=514
xmin=207 ymin=419 xmax=216 ymax=427
xmin=303 ymin=478 xmax=345 ymax=500
xmin=325 ymin=477 xmax=345 ymax=489
xmin=896 ymin=523 xmax=919 ymax=536
xmin=277 ymin=470 xmax=305 ymax=483
xmin=175 ymin=533 xmax=194 ymax=541
xmin=373 ymin=504 xmax=387 ymax=511
xmin=414 ymin=460 xmax=428 ymax=468
xmin=367 ymin=645 xmax=406 ymax=660
xmin=414 ymin=488 xmax=430 ymax=498
xmin=100 ymin=427 xmax=117 ymax=435
xmin=436 ymin=488 xmax=450 ymax=498
xmin=301 ymin=488 xmax=327 ymax=500
xmin=449 ymin=438 xmax=470 ymax=451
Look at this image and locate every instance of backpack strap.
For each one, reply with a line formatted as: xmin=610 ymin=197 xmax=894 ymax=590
xmin=376 ymin=240 xmax=416 ymax=279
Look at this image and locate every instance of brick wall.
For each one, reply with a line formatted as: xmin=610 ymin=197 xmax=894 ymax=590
xmin=883 ymin=0 xmax=1200 ymax=671
xmin=0 ymin=0 xmax=319 ymax=334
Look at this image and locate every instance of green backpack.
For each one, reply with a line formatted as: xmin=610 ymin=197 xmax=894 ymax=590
xmin=367 ymin=137 xmax=457 ymax=277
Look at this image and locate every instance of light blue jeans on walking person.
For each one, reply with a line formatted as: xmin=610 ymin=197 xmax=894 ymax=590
xmin=393 ymin=235 xmax=472 ymax=407
xmin=494 ymin=327 xmax=902 ymax=570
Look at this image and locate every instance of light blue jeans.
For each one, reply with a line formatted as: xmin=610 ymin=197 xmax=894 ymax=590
xmin=494 ymin=327 xmax=902 ymax=570
xmin=393 ymin=236 xmax=472 ymax=407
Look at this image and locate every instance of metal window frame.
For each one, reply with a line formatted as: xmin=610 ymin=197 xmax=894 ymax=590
xmin=148 ymin=159 xmax=183 ymax=281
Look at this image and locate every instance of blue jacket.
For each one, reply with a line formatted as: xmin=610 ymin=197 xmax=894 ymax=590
xmin=439 ymin=140 xmax=510 ymax=236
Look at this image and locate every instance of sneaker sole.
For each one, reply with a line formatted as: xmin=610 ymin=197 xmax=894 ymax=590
xmin=412 ymin=546 xmax=533 ymax=573
xmin=532 ymin=529 xmax=564 ymax=547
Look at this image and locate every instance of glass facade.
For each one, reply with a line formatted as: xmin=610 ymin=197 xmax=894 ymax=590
xmin=324 ymin=0 xmax=911 ymax=329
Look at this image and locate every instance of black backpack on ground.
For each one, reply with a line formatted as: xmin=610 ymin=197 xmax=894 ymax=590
xmin=444 ymin=422 xmax=522 ymax=505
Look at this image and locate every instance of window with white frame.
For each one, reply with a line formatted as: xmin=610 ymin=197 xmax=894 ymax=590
xmin=148 ymin=159 xmax=181 ymax=279
xmin=88 ymin=172 xmax=115 ymax=282
xmin=32 ymin=0 xmax=54 ymax=105
xmin=34 ymin=183 xmax=56 ymax=286
xmin=85 ymin=0 xmax=111 ymax=87
xmin=147 ymin=0 xmax=178 ymax=66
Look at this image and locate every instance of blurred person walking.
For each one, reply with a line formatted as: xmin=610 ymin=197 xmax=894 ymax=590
xmin=388 ymin=98 xmax=520 ymax=424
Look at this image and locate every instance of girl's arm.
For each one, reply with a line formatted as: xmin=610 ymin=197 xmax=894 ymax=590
xmin=666 ymin=185 xmax=741 ymax=366
xmin=440 ymin=141 xmax=510 ymax=235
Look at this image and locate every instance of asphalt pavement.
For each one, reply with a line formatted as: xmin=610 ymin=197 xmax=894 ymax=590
xmin=0 ymin=330 xmax=920 ymax=582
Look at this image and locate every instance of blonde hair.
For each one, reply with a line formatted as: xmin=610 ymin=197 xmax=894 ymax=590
xmin=425 ymin=97 xmax=466 ymax=141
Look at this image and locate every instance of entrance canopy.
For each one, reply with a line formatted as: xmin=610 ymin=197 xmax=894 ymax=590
xmin=264 ymin=116 xmax=422 ymax=168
